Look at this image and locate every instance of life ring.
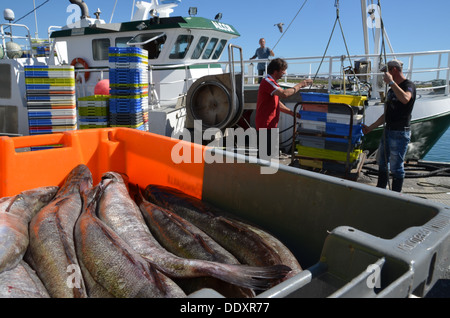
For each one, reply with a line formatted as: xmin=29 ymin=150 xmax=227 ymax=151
xmin=70 ymin=58 xmax=90 ymax=82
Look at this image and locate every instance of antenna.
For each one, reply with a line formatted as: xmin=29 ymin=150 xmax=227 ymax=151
xmin=131 ymin=0 xmax=136 ymax=20
xmin=110 ymin=0 xmax=118 ymax=23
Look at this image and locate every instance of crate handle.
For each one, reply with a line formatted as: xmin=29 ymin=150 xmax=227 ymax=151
xmin=8 ymin=133 xmax=66 ymax=151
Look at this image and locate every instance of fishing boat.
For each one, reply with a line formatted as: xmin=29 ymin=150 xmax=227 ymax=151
xmin=0 ymin=0 xmax=449 ymax=160
xmin=0 ymin=0 xmax=449 ymax=299
xmin=0 ymin=0 xmax=242 ymax=139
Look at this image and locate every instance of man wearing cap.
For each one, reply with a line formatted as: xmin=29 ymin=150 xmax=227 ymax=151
xmin=362 ymin=60 xmax=416 ymax=192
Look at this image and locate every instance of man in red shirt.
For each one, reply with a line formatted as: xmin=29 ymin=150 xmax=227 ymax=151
xmin=256 ymin=58 xmax=312 ymax=158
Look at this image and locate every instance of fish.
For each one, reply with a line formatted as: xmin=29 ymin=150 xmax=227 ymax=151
xmin=0 ymin=186 xmax=59 ymax=274
xmin=28 ymin=164 xmax=92 ymax=298
xmin=135 ymin=188 xmax=239 ymax=264
xmin=231 ymin=220 xmax=302 ymax=280
xmin=97 ymin=172 xmax=290 ymax=291
xmin=144 ymin=184 xmax=302 ymax=277
xmin=134 ymin=188 xmax=255 ymax=297
xmin=75 ymin=185 xmax=186 ymax=298
xmin=0 ymin=260 xmax=50 ymax=298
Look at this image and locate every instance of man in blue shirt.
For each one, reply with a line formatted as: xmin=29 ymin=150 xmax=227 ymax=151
xmin=250 ymin=38 xmax=274 ymax=83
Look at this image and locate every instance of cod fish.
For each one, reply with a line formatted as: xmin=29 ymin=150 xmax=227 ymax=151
xmin=75 ymin=185 xmax=186 ymax=298
xmin=0 ymin=261 xmax=50 ymax=298
xmin=98 ymin=172 xmax=290 ymax=291
xmin=0 ymin=186 xmax=59 ymax=274
xmin=29 ymin=164 xmax=92 ymax=298
xmin=144 ymin=185 xmax=302 ymax=278
xmin=135 ymin=189 xmax=255 ymax=297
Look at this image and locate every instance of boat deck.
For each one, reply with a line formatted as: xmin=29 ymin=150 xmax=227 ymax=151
xmin=359 ymin=159 xmax=450 ymax=207
xmin=279 ymin=153 xmax=450 ymax=208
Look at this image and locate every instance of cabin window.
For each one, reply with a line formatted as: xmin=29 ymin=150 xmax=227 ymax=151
xmin=115 ymin=37 xmax=133 ymax=47
xmin=92 ymin=38 xmax=110 ymax=61
xmin=126 ymin=33 xmax=167 ymax=59
xmin=191 ymin=36 xmax=209 ymax=59
xmin=169 ymin=35 xmax=194 ymax=59
xmin=144 ymin=35 xmax=167 ymax=59
xmin=202 ymin=38 xmax=218 ymax=59
xmin=212 ymin=39 xmax=228 ymax=59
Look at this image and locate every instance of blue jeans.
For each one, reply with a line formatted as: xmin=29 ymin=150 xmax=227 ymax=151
xmin=377 ymin=129 xmax=411 ymax=179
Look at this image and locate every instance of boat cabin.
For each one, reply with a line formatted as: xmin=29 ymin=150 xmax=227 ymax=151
xmin=50 ymin=15 xmax=240 ymax=104
xmin=0 ymin=0 xmax=240 ymax=137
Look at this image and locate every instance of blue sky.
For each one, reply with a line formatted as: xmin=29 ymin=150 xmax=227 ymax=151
xmin=3 ymin=0 xmax=450 ymax=62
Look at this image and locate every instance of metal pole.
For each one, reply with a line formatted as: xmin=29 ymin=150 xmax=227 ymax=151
xmin=361 ymin=0 xmax=369 ymax=56
xmin=446 ymin=53 xmax=450 ymax=95
xmin=33 ymin=0 xmax=39 ymax=38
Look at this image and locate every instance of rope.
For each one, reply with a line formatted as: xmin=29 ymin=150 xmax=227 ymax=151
xmin=311 ymin=17 xmax=338 ymax=83
xmin=363 ymin=161 xmax=450 ymax=178
xmin=403 ymin=181 xmax=450 ymax=195
xmin=377 ymin=0 xmax=391 ymax=190
xmin=272 ymin=0 xmax=309 ymax=51
xmin=3 ymin=0 xmax=51 ymax=32
xmin=310 ymin=0 xmax=360 ymax=96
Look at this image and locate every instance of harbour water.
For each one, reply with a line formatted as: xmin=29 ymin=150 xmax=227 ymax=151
xmin=423 ymin=128 xmax=450 ymax=163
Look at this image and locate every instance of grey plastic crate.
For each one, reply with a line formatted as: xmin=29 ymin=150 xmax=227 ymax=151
xmin=196 ymin=149 xmax=450 ymax=298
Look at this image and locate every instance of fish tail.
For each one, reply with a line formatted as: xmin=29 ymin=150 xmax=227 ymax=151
xmin=205 ymin=263 xmax=292 ymax=290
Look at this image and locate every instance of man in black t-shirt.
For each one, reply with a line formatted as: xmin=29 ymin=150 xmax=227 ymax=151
xmin=363 ymin=60 xmax=416 ymax=192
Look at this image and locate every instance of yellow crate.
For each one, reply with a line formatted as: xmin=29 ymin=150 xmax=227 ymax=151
xmin=78 ymin=95 xmax=110 ymax=102
xmin=296 ymin=145 xmax=362 ymax=162
xmin=329 ymin=94 xmax=367 ymax=106
xmin=25 ymin=77 xmax=76 ymax=85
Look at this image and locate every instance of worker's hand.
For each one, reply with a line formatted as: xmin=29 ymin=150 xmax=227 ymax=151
xmin=383 ymin=72 xmax=393 ymax=84
xmin=302 ymin=79 xmax=313 ymax=87
xmin=362 ymin=124 xmax=371 ymax=134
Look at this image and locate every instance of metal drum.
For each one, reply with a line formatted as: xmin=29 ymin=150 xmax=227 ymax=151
xmin=186 ymin=73 xmax=243 ymax=131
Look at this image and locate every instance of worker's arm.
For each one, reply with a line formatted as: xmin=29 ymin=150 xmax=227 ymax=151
xmin=279 ymin=101 xmax=300 ymax=118
xmin=384 ymin=72 xmax=412 ymax=104
xmin=273 ymin=79 xmax=313 ymax=99
xmin=362 ymin=114 xmax=385 ymax=134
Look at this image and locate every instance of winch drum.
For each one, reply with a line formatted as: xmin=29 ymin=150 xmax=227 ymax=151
xmin=186 ymin=74 xmax=243 ymax=131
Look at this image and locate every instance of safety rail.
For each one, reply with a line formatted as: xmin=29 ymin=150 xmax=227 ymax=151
xmin=1 ymin=23 xmax=34 ymax=58
xmin=71 ymin=49 xmax=450 ymax=107
xmin=238 ymin=50 xmax=450 ymax=98
xmin=73 ymin=61 xmax=225 ymax=106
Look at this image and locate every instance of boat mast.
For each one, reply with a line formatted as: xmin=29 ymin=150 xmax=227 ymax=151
xmin=361 ymin=0 xmax=369 ymax=56
xmin=33 ymin=0 xmax=38 ymax=38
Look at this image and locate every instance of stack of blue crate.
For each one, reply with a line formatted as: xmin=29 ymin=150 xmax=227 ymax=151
xmin=295 ymin=92 xmax=366 ymax=173
xmin=108 ymin=47 xmax=149 ymax=131
xmin=24 ymin=66 xmax=76 ymax=137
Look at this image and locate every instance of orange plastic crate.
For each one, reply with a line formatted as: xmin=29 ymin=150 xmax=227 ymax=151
xmin=0 ymin=128 xmax=205 ymax=199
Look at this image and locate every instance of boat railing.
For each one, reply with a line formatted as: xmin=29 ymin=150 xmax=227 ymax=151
xmin=0 ymin=23 xmax=34 ymax=58
xmin=234 ymin=50 xmax=450 ymax=98
xmin=74 ymin=49 xmax=450 ymax=107
xmin=148 ymin=62 xmax=219 ymax=107
xmin=74 ymin=61 xmax=227 ymax=107
xmin=47 ymin=26 xmax=62 ymax=43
